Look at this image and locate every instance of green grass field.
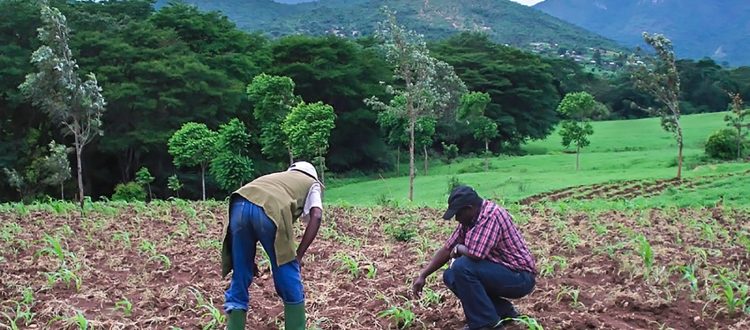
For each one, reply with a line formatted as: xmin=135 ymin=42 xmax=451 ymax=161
xmin=326 ymin=112 xmax=750 ymax=207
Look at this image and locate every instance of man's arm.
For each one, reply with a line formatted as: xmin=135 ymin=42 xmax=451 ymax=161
xmin=411 ymin=245 xmax=451 ymax=298
xmin=296 ymin=207 xmax=322 ymax=265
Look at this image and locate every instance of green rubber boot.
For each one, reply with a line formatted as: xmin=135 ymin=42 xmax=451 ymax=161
xmin=284 ymin=303 xmax=306 ymax=330
xmin=226 ymin=309 xmax=246 ymax=330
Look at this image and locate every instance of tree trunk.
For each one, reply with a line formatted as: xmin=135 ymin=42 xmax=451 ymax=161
xmin=677 ymin=137 xmax=683 ymax=180
xmin=75 ymin=134 xmax=84 ymax=209
xmin=738 ymin=128 xmax=742 ymax=160
xmin=200 ymin=164 xmax=206 ymax=201
xmin=408 ymin=113 xmax=415 ymax=202
xmin=61 ymin=182 xmax=64 ymax=200
xmin=485 ymin=139 xmax=490 ymax=172
xmin=147 ymin=183 xmax=152 ymax=201
xmin=575 ymin=145 xmax=580 ymax=171
xmin=396 ymin=145 xmax=400 ymax=175
xmin=423 ymin=145 xmax=428 ymax=176
xmin=288 ymin=147 xmax=294 ymax=166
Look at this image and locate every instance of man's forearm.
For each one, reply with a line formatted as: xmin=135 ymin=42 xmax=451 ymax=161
xmin=419 ymin=246 xmax=451 ymax=278
xmin=297 ymin=214 xmax=321 ymax=259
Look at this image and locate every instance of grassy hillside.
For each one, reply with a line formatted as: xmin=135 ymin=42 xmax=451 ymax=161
xmin=326 ymin=112 xmax=750 ymax=207
xmin=155 ymin=0 xmax=623 ymax=51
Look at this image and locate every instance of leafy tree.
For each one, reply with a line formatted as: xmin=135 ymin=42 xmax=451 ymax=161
xmin=135 ymin=166 xmax=155 ymax=200
xmin=376 ymin=102 xmax=409 ymax=174
xmin=42 ymin=141 xmax=71 ymax=200
xmin=210 ymin=118 xmax=254 ymax=192
xmin=167 ymin=122 xmax=217 ymax=200
xmin=557 ymin=92 xmax=597 ymax=171
xmin=269 ymin=35 xmax=391 ymax=172
xmin=431 ymin=33 xmax=559 ymax=148
xmin=442 ymin=142 xmax=459 ymax=163
xmin=725 ymin=93 xmax=749 ymax=160
xmin=111 ymin=182 xmax=146 ymax=202
xmin=167 ymin=174 xmax=183 ymax=198
xmin=705 ymin=129 xmax=747 ymax=160
xmin=19 ymin=3 xmax=106 ymax=207
xmin=458 ymin=92 xmax=497 ymax=171
xmin=415 ymin=117 xmax=436 ymax=176
xmin=366 ymin=9 xmax=466 ymax=201
xmin=632 ymin=33 xmax=685 ymax=179
xmin=282 ymin=102 xmax=336 ymax=183
xmin=246 ymin=73 xmax=300 ymax=164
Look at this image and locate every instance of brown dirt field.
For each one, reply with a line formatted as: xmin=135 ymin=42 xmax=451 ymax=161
xmin=1 ymin=202 xmax=749 ymax=329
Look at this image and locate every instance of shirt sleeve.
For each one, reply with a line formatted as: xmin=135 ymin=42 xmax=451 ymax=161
xmin=302 ymin=182 xmax=323 ymax=216
xmin=444 ymin=225 xmax=466 ymax=250
xmin=464 ymin=215 xmax=501 ymax=259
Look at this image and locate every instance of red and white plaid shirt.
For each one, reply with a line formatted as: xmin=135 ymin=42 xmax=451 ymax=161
xmin=444 ymin=200 xmax=536 ymax=274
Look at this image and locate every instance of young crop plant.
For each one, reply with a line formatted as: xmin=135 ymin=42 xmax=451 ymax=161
xmin=634 ymin=234 xmax=654 ymax=277
xmin=149 ymin=254 xmax=172 ymax=270
xmin=557 ymin=286 xmax=584 ymax=309
xmin=112 ymin=231 xmax=132 ymax=249
xmin=563 ymin=231 xmax=581 ymax=250
xmin=364 ymin=263 xmax=377 ymax=279
xmin=714 ymin=274 xmax=749 ymax=317
xmin=419 ymin=287 xmax=441 ymax=307
xmin=65 ymin=311 xmax=89 ymax=330
xmin=115 ymin=297 xmax=133 ymax=317
xmin=189 ymin=287 xmax=225 ymax=330
xmin=505 ymin=315 xmax=544 ymax=330
xmin=377 ymin=305 xmax=416 ymax=329
xmin=334 ymin=253 xmax=360 ymax=279
xmin=539 ymin=256 xmax=568 ymax=277
xmin=680 ymin=264 xmax=700 ymax=298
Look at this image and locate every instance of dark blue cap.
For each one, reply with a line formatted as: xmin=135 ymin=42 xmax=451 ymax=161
xmin=443 ymin=185 xmax=480 ymax=220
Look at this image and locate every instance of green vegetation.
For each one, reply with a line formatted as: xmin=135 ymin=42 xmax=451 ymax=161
xmin=327 ymin=112 xmax=750 ymax=207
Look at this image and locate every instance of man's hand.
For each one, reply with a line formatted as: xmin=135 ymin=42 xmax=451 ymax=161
xmin=411 ymin=275 xmax=426 ymax=299
xmin=450 ymin=244 xmax=465 ymax=258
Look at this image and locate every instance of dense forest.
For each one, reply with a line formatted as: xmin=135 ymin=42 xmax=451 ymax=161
xmin=1 ymin=0 xmax=748 ymax=201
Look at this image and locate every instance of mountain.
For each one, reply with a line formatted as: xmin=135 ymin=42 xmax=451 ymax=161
xmin=154 ymin=0 xmax=622 ymax=51
xmin=534 ymin=0 xmax=750 ymax=65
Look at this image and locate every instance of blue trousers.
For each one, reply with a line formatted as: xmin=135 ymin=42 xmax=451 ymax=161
xmin=443 ymin=257 xmax=535 ymax=329
xmin=223 ymin=197 xmax=304 ymax=312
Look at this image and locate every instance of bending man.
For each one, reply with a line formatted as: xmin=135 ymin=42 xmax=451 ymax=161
xmin=221 ymin=161 xmax=323 ymax=330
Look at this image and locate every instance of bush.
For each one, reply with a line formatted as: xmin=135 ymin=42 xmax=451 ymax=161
xmin=442 ymin=142 xmax=459 ymax=163
xmin=384 ymin=216 xmax=417 ymax=242
xmin=705 ymin=129 xmax=747 ymax=160
xmin=112 ymin=182 xmax=146 ymax=202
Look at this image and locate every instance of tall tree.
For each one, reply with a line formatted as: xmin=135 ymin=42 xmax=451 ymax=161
xmin=632 ymin=33 xmax=684 ymax=179
xmin=282 ymin=102 xmax=336 ymax=184
xmin=365 ymin=9 xmax=465 ymax=201
xmin=167 ymin=122 xmax=217 ymax=200
xmin=210 ymin=118 xmax=254 ymax=192
xmin=246 ymin=73 xmax=300 ymax=164
xmin=557 ymin=92 xmax=597 ymax=171
xmin=376 ymin=102 xmax=409 ymax=174
xmin=458 ymin=92 xmax=497 ymax=171
xmin=19 ymin=3 xmax=106 ymax=207
xmin=415 ymin=117 xmax=436 ymax=176
xmin=135 ymin=166 xmax=155 ymax=200
xmin=725 ymin=93 xmax=749 ymax=160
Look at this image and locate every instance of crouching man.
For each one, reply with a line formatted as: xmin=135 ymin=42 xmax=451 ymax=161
xmin=412 ymin=186 xmax=536 ymax=330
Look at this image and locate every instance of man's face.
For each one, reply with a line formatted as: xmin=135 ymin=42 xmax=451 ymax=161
xmin=454 ymin=205 xmax=477 ymax=226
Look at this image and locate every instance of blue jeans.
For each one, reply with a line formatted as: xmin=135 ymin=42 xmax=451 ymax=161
xmin=443 ymin=257 xmax=535 ymax=329
xmin=224 ymin=197 xmax=304 ymax=312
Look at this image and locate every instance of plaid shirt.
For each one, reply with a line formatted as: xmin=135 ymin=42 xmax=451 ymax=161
xmin=445 ymin=200 xmax=536 ymax=274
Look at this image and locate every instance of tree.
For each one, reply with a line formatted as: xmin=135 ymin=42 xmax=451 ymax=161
xmin=135 ymin=166 xmax=155 ymax=200
xmin=458 ymin=92 xmax=497 ymax=171
xmin=725 ymin=93 xmax=749 ymax=160
xmin=42 ymin=141 xmax=71 ymax=200
xmin=19 ymin=3 xmax=106 ymax=207
xmin=365 ymin=9 xmax=466 ymax=201
xmin=557 ymin=92 xmax=597 ymax=171
xmin=167 ymin=174 xmax=183 ymax=198
xmin=168 ymin=122 xmax=218 ymax=200
xmin=376 ymin=102 xmax=409 ymax=174
xmin=247 ymin=73 xmax=300 ymax=164
xmin=415 ymin=117 xmax=436 ymax=176
xmin=282 ymin=102 xmax=336 ymax=184
xmin=632 ymin=33 xmax=685 ymax=179
xmin=210 ymin=119 xmax=254 ymax=192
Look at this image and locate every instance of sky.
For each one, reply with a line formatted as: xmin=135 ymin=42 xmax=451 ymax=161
xmin=510 ymin=0 xmax=545 ymax=5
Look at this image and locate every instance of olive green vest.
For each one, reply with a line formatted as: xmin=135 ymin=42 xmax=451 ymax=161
xmin=221 ymin=171 xmax=315 ymax=278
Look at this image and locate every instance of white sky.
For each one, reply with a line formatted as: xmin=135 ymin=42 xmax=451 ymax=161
xmin=510 ymin=0 xmax=545 ymax=5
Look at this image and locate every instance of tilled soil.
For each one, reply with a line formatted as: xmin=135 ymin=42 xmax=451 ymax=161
xmin=1 ymin=202 xmax=748 ymax=329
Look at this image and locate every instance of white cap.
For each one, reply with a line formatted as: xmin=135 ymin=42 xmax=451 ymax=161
xmin=288 ymin=161 xmax=320 ymax=182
